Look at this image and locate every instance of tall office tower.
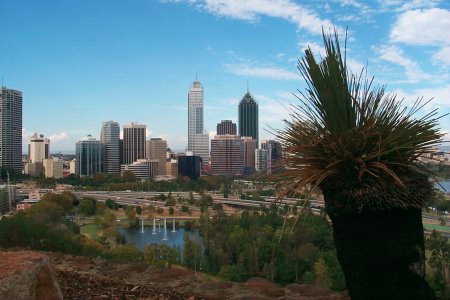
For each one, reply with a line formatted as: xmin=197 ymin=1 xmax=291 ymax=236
xmin=123 ymin=123 xmax=146 ymax=165
xmin=75 ymin=135 xmax=103 ymax=176
xmin=28 ymin=133 xmax=49 ymax=163
xmin=100 ymin=121 xmax=120 ymax=174
xmin=238 ymin=92 xmax=259 ymax=147
xmin=0 ymin=87 xmax=23 ymax=173
xmin=187 ymin=80 xmax=210 ymax=164
xmin=210 ymin=135 xmax=244 ymax=176
xmin=255 ymin=148 xmax=268 ymax=172
xmin=261 ymin=140 xmax=282 ymax=174
xmin=242 ymin=137 xmax=257 ymax=174
xmin=217 ymin=120 xmax=237 ymax=135
xmin=146 ymin=138 xmax=167 ymax=175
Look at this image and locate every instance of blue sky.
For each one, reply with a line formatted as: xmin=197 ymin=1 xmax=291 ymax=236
xmin=1 ymin=0 xmax=449 ymax=152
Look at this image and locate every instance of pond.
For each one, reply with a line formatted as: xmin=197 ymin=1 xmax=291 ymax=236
xmin=118 ymin=225 xmax=202 ymax=251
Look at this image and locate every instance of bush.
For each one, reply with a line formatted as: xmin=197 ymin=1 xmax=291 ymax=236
xmin=109 ymin=244 xmax=143 ymax=262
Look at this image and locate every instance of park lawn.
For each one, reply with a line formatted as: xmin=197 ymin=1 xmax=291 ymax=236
xmin=81 ymin=224 xmax=101 ymax=239
xmin=424 ymin=223 xmax=450 ymax=233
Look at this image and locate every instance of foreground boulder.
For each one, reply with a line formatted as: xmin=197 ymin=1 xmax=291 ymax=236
xmin=0 ymin=251 xmax=63 ymax=300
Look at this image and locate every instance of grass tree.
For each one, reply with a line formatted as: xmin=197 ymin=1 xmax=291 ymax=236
xmin=276 ymin=31 xmax=444 ymax=299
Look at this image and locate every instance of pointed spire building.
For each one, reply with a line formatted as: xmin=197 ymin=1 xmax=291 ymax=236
xmin=238 ymin=91 xmax=259 ymax=147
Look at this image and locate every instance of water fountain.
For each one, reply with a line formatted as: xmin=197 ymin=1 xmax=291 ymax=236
xmin=163 ymin=218 xmax=168 ymax=241
xmin=152 ymin=218 xmax=156 ymax=235
xmin=172 ymin=218 xmax=176 ymax=233
xmin=140 ymin=218 xmax=144 ymax=234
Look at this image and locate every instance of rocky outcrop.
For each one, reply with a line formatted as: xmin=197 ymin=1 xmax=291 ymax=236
xmin=0 ymin=251 xmax=63 ymax=300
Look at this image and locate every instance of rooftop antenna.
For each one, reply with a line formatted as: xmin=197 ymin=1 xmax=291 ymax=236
xmin=246 ymin=80 xmax=249 ymax=93
xmin=1 ymin=76 xmax=4 ymax=88
xmin=195 ymin=72 xmax=198 ymax=81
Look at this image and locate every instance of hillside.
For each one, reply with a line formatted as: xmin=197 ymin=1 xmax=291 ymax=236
xmin=1 ymin=250 xmax=349 ymax=300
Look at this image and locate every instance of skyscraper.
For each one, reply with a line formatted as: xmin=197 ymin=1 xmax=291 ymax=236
xmin=261 ymin=140 xmax=282 ymax=174
xmin=242 ymin=137 xmax=257 ymax=174
xmin=28 ymin=133 xmax=49 ymax=163
xmin=100 ymin=121 xmax=120 ymax=174
xmin=123 ymin=123 xmax=146 ymax=165
xmin=217 ymin=120 xmax=237 ymax=135
xmin=76 ymin=135 xmax=103 ymax=176
xmin=0 ymin=87 xmax=22 ymax=173
xmin=188 ymin=80 xmax=209 ymax=164
xmin=238 ymin=92 xmax=259 ymax=147
xmin=146 ymin=138 xmax=167 ymax=176
xmin=210 ymin=135 xmax=244 ymax=176
xmin=255 ymin=148 xmax=268 ymax=172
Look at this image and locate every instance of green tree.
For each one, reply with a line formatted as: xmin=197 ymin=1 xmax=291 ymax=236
xmin=79 ymin=198 xmax=97 ymax=216
xmin=109 ymin=244 xmax=143 ymax=261
xmin=169 ymin=207 xmax=174 ymax=215
xmin=136 ymin=206 xmax=142 ymax=215
xmin=426 ymin=231 xmax=450 ymax=298
xmin=276 ymin=31 xmax=441 ymax=299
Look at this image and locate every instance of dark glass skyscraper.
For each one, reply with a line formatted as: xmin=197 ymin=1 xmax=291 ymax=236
xmin=238 ymin=92 xmax=258 ymax=147
xmin=76 ymin=135 xmax=103 ymax=176
xmin=0 ymin=87 xmax=22 ymax=173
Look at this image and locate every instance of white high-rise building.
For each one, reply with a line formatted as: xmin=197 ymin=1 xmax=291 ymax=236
xmin=101 ymin=121 xmax=120 ymax=174
xmin=188 ymin=80 xmax=203 ymax=149
xmin=29 ymin=133 xmax=49 ymax=163
xmin=188 ymin=80 xmax=209 ymax=164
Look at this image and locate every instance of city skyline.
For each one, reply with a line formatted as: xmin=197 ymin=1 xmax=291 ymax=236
xmin=1 ymin=1 xmax=449 ymax=152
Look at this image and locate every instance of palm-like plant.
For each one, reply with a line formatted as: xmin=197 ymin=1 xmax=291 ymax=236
xmin=277 ymin=31 xmax=444 ymax=299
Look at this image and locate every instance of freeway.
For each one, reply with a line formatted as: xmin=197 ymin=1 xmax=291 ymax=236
xmin=74 ymin=190 xmax=324 ymax=215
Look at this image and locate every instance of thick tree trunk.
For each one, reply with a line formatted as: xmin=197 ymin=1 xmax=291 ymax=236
xmin=325 ymin=203 xmax=435 ymax=300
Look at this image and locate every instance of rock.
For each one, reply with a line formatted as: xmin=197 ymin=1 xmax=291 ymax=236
xmin=0 ymin=251 xmax=63 ymax=300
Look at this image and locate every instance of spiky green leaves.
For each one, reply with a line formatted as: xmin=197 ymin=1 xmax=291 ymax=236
xmin=277 ymin=30 xmax=444 ymax=210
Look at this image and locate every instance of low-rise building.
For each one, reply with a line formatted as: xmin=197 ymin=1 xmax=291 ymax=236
xmin=43 ymin=158 xmax=64 ymax=179
xmin=121 ymin=159 xmax=159 ymax=180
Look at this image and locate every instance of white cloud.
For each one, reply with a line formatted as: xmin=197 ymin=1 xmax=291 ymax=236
xmin=256 ymin=93 xmax=296 ymax=125
xmin=378 ymin=0 xmax=442 ymax=11
xmin=164 ymin=0 xmax=342 ymax=35
xmin=225 ymin=63 xmax=298 ymax=80
xmin=433 ymin=47 xmax=450 ymax=66
xmin=335 ymin=0 xmax=368 ymax=9
xmin=48 ymin=132 xmax=69 ymax=143
xmin=299 ymin=41 xmax=326 ymax=57
xmin=394 ymin=84 xmax=450 ymax=110
xmin=390 ymin=8 xmax=450 ymax=46
xmin=376 ymin=44 xmax=432 ymax=82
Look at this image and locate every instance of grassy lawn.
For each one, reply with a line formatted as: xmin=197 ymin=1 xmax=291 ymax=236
xmin=81 ymin=224 xmax=101 ymax=239
xmin=424 ymin=223 xmax=450 ymax=233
